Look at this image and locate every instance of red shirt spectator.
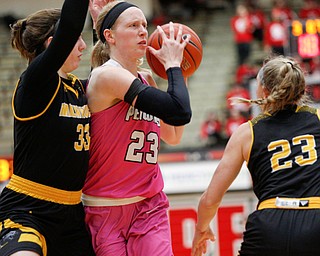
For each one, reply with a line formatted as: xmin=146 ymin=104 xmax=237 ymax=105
xmin=264 ymin=10 xmax=287 ymax=55
xmin=200 ymin=112 xmax=222 ymax=147
xmin=271 ymin=0 xmax=295 ymax=22
xmin=226 ymin=84 xmax=251 ymax=114
xmin=231 ymin=4 xmax=255 ymax=65
xmin=299 ymin=0 xmax=320 ymax=19
xmin=249 ymin=7 xmax=267 ymax=43
xmin=235 ymin=63 xmax=258 ymax=85
xmin=264 ymin=20 xmax=286 ymax=48
xmin=225 ymin=109 xmax=247 ymax=138
xmin=231 ymin=4 xmax=254 ymax=43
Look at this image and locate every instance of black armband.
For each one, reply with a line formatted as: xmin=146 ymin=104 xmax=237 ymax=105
xmin=135 ymin=67 xmax=192 ymax=126
xmin=124 ymin=78 xmax=149 ymax=105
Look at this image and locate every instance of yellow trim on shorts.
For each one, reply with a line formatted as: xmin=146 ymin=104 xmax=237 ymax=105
xmin=258 ymin=197 xmax=320 ymax=210
xmin=3 ymin=219 xmax=47 ymax=256
xmin=7 ymin=174 xmax=82 ymax=205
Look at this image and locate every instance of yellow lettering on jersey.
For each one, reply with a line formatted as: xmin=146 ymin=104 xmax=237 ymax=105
xmin=268 ymin=135 xmax=317 ymax=172
xmin=59 ymin=103 xmax=70 ymax=117
xmin=59 ymin=103 xmax=91 ymax=119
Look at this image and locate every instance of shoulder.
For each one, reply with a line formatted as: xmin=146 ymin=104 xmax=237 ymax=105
xmin=230 ymin=121 xmax=252 ymax=160
xmin=226 ymin=121 xmax=251 ymax=148
xmin=228 ymin=122 xmax=252 ymax=150
xmin=139 ymin=69 xmax=157 ymax=87
xmin=88 ymin=65 xmax=128 ymax=88
xmin=250 ymin=113 xmax=270 ymax=126
xmin=233 ymin=121 xmax=251 ymax=139
xmin=297 ymin=105 xmax=318 ymax=114
xmin=220 ymin=121 xmax=251 ymax=166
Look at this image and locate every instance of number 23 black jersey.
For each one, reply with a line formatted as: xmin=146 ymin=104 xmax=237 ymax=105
xmin=248 ymin=105 xmax=320 ymax=201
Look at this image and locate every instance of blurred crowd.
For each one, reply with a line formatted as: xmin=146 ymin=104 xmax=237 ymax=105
xmin=200 ymin=0 xmax=320 ymax=148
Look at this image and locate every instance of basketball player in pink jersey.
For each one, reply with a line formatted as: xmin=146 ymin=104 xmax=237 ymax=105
xmin=82 ymin=1 xmax=192 ymax=255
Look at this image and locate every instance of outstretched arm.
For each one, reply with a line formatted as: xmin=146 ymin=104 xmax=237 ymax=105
xmin=192 ymin=122 xmax=251 ymax=256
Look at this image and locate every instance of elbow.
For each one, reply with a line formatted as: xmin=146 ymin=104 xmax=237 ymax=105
xmin=183 ymin=110 xmax=192 ymax=124
xmin=164 ymin=110 xmax=192 ymax=126
xmin=165 ymin=136 xmax=182 ymax=146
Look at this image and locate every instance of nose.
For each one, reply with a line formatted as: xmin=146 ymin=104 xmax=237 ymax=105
xmin=78 ymin=37 xmax=87 ymax=51
xmin=139 ymin=25 xmax=148 ymax=36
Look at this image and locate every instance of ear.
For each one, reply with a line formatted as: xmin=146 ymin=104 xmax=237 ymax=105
xmin=104 ymin=29 xmax=115 ymax=44
xmin=45 ymin=36 xmax=53 ymax=48
xmin=262 ymin=86 xmax=269 ymax=97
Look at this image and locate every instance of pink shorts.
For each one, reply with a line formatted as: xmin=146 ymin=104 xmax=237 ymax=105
xmin=84 ymin=191 xmax=173 ymax=256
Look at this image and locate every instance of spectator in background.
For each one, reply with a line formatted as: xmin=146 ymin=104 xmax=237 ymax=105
xmin=299 ymin=0 xmax=320 ymax=19
xmin=224 ymin=109 xmax=248 ymax=139
xmin=271 ymin=0 xmax=295 ymax=22
xmin=151 ymin=0 xmax=168 ymax=26
xmin=235 ymin=60 xmax=259 ymax=88
xmin=264 ymin=9 xmax=287 ymax=56
xmin=200 ymin=111 xmax=222 ymax=147
xmin=226 ymin=82 xmax=251 ymax=118
xmin=231 ymin=3 xmax=254 ymax=65
xmin=246 ymin=0 xmax=267 ymax=48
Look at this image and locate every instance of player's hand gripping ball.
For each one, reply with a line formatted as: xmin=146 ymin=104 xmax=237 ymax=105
xmin=146 ymin=23 xmax=203 ymax=80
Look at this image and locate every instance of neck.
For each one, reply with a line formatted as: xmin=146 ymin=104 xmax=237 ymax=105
xmin=58 ymin=70 xmax=68 ymax=79
xmin=110 ymin=55 xmax=139 ymax=76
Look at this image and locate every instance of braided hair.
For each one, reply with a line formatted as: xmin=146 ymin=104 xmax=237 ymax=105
xmin=229 ymin=56 xmax=309 ymax=114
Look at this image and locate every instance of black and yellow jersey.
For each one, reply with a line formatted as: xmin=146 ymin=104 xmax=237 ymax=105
xmin=12 ymin=73 xmax=90 ymax=191
xmin=248 ymin=105 xmax=320 ymax=201
xmin=0 ymin=0 xmax=95 ymax=255
xmin=0 ymin=0 xmax=89 ymax=198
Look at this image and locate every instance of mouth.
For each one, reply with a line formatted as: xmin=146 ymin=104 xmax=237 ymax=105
xmin=139 ymin=40 xmax=147 ymax=46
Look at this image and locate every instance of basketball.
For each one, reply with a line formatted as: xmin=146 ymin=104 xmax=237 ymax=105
xmin=146 ymin=23 xmax=203 ymax=80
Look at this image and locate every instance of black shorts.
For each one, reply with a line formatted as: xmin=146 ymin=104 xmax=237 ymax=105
xmin=0 ymin=227 xmax=43 ymax=255
xmin=0 ymin=189 xmax=95 ymax=256
xmin=239 ymin=209 xmax=320 ymax=256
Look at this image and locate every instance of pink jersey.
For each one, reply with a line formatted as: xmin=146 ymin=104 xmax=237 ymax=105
xmin=83 ymin=72 xmax=163 ymax=199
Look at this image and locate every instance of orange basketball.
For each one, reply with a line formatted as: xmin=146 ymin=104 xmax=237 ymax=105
xmin=146 ymin=23 xmax=203 ymax=80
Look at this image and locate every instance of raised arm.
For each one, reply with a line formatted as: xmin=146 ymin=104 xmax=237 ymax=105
xmin=24 ymin=0 xmax=89 ymax=85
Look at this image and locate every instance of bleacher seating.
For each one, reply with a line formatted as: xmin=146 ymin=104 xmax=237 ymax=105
xmin=0 ymin=23 xmax=25 ymax=155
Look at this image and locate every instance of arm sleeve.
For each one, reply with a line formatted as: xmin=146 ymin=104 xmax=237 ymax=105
xmin=133 ymin=67 xmax=192 ymax=126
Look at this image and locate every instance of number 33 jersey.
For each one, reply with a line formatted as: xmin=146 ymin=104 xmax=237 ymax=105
xmin=12 ymin=74 xmax=90 ymax=192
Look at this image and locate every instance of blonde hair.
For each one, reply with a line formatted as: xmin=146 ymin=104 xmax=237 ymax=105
xmin=91 ymin=1 xmax=123 ymax=68
xmin=230 ymin=56 xmax=309 ymax=114
xmin=91 ymin=1 xmax=146 ymax=69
